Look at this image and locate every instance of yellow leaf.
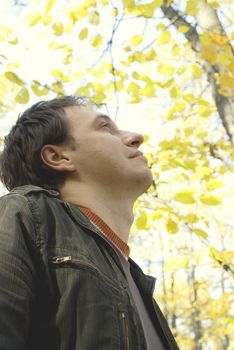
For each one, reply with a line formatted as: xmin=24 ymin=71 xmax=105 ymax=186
xmin=85 ymin=0 xmax=97 ymax=6
xmin=191 ymin=64 xmax=203 ymax=79
xmin=51 ymin=70 xmax=62 ymax=78
xmin=200 ymin=43 xmax=217 ymax=65
xmin=124 ymin=45 xmax=131 ymax=52
xmin=145 ymin=48 xmax=157 ymax=61
xmin=5 ymin=71 xmax=23 ymax=86
xmin=52 ymin=22 xmax=64 ymax=36
xmin=92 ymin=92 xmax=106 ymax=104
xmin=210 ymin=32 xmax=228 ymax=46
xmin=173 ymin=101 xmax=186 ymax=112
xmin=178 ymin=25 xmax=190 ymax=33
xmin=44 ymin=0 xmax=56 ymax=15
xmin=209 ymin=1 xmax=219 ymax=9
xmin=166 ymin=219 xmax=178 ymax=234
xmin=175 ymin=190 xmax=196 ymax=204
xmin=209 ymin=245 xmax=223 ymax=262
xmin=127 ymin=82 xmax=141 ymax=95
xmin=42 ymin=14 xmax=52 ymax=25
xmin=48 ymin=41 xmax=61 ymax=49
xmin=79 ymin=28 xmax=88 ymax=40
xmin=156 ymin=31 xmax=171 ymax=45
xmin=130 ymin=35 xmax=143 ymax=46
xmin=197 ymin=105 xmax=212 ymax=117
xmin=172 ymin=44 xmax=180 ymax=56
xmin=200 ymin=193 xmax=221 ymax=206
xmin=116 ymin=81 xmax=124 ymax=92
xmin=112 ymin=8 xmax=118 ymax=17
xmin=205 ymin=178 xmax=223 ymax=191
xmin=141 ymin=84 xmax=155 ymax=97
xmin=64 ymin=22 xmax=73 ymax=33
xmin=52 ymin=81 xmax=63 ymax=92
xmin=170 ymin=86 xmax=181 ymax=99
xmin=135 ymin=212 xmax=148 ymax=230
xmin=132 ymin=51 xmax=145 ymax=62
xmin=62 ymin=45 xmax=73 ymax=53
xmin=158 ymin=64 xmax=175 ymax=75
xmin=153 ymin=212 xmax=164 ymax=220
xmin=63 ymin=54 xmax=73 ymax=65
xmin=50 ymin=70 xmax=70 ymax=82
xmin=195 ymin=166 xmax=212 ymax=177
xmin=27 ymin=13 xmax=41 ymax=26
xmin=122 ymin=0 xmax=135 ymax=9
xmin=183 ymin=214 xmax=199 ymax=224
xmin=183 ymin=94 xmax=196 ymax=103
xmin=92 ymin=82 xmax=105 ymax=93
xmin=186 ymin=0 xmax=198 ymax=15
xmin=128 ymin=96 xmax=141 ymax=103
xmin=156 ymin=23 xmax=166 ymax=30
xmin=217 ymin=51 xmax=232 ymax=66
xmin=133 ymin=0 xmax=163 ymax=17
xmin=14 ymin=87 xmax=29 ymax=104
xmin=193 ymin=228 xmax=208 ymax=239
xmin=164 ymin=257 xmax=189 ymax=271
xmin=90 ymin=34 xmax=103 ymax=48
xmin=8 ymin=34 xmax=18 ymax=45
xmin=0 ymin=24 xmax=12 ymax=35
xmin=31 ymin=82 xmax=49 ymax=96
xmin=216 ymin=72 xmax=234 ymax=90
xmin=76 ymin=85 xmax=90 ymax=96
xmin=220 ymin=250 xmax=234 ymax=263
xmin=89 ymin=10 xmax=100 ymax=25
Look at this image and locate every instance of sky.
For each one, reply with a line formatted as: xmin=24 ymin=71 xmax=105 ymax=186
xmin=0 ymin=0 xmax=170 ymax=148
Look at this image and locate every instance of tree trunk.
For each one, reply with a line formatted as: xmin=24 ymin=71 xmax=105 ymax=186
xmin=161 ymin=0 xmax=234 ymax=143
xmin=188 ymin=233 xmax=203 ymax=350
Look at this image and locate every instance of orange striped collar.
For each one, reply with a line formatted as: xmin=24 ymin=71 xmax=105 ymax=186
xmin=78 ymin=206 xmax=130 ymax=258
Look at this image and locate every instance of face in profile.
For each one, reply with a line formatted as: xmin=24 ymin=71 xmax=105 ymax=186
xmin=65 ymin=106 xmax=153 ymax=193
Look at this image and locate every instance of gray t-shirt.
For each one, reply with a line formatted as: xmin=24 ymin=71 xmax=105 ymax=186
xmin=89 ymin=220 xmax=165 ymax=349
xmin=115 ymin=249 xmax=165 ymax=350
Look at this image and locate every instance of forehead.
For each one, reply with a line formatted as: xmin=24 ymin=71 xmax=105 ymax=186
xmin=64 ymin=105 xmax=112 ymax=130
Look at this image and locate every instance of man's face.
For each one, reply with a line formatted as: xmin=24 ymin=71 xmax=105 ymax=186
xmin=64 ymin=105 xmax=153 ymax=194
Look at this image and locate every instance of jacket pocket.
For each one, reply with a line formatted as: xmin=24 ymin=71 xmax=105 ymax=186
xmin=119 ymin=310 xmax=130 ymax=350
xmin=49 ymin=255 xmax=126 ymax=349
xmin=49 ymin=255 xmax=122 ymax=293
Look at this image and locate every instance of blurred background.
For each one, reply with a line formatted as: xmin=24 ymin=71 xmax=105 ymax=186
xmin=0 ymin=0 xmax=233 ymax=349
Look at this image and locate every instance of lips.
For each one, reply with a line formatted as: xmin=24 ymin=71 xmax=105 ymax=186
xmin=129 ymin=150 xmax=144 ymax=159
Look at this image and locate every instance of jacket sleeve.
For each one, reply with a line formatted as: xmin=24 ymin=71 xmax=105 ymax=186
xmin=0 ymin=193 xmax=36 ymax=350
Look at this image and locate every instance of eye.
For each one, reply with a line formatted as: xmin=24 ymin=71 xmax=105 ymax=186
xmin=101 ymin=123 xmax=110 ymax=129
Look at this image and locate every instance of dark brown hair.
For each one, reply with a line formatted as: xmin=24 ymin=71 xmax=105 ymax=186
xmin=0 ymin=95 xmax=91 ymax=191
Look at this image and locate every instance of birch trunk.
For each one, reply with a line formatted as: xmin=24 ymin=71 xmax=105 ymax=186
xmin=161 ymin=0 xmax=234 ymax=143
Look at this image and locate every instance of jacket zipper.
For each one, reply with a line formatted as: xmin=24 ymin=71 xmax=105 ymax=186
xmin=120 ymin=311 xmax=129 ymax=350
xmin=49 ymin=255 xmax=119 ymax=286
xmin=50 ymin=256 xmax=72 ymax=264
xmin=49 ymin=256 xmax=100 ymax=275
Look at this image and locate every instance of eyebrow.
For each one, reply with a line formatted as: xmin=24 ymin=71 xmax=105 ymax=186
xmin=92 ymin=113 xmax=117 ymax=128
xmin=95 ymin=113 xmax=113 ymax=123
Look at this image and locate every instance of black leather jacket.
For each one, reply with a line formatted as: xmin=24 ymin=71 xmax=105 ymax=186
xmin=0 ymin=186 xmax=180 ymax=350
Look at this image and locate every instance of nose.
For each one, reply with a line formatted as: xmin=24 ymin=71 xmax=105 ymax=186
xmin=121 ymin=131 xmax=144 ymax=148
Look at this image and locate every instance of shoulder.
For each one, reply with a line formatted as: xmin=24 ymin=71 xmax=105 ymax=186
xmin=0 ymin=185 xmax=68 ymax=250
xmin=0 ymin=185 xmax=61 ymax=234
xmin=0 ymin=185 xmax=59 ymax=214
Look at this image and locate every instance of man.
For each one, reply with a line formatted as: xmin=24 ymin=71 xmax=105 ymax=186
xmin=0 ymin=96 xmax=180 ymax=349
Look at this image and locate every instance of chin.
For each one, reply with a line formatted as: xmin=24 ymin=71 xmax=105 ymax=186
xmin=134 ymin=170 xmax=153 ymax=195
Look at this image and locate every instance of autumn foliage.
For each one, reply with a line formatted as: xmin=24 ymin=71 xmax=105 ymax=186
xmin=0 ymin=0 xmax=234 ymax=349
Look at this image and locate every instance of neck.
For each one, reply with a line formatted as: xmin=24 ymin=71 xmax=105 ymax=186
xmin=59 ymin=181 xmax=137 ymax=243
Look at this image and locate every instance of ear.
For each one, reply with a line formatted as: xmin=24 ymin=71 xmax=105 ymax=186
xmin=41 ymin=144 xmax=75 ymax=172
